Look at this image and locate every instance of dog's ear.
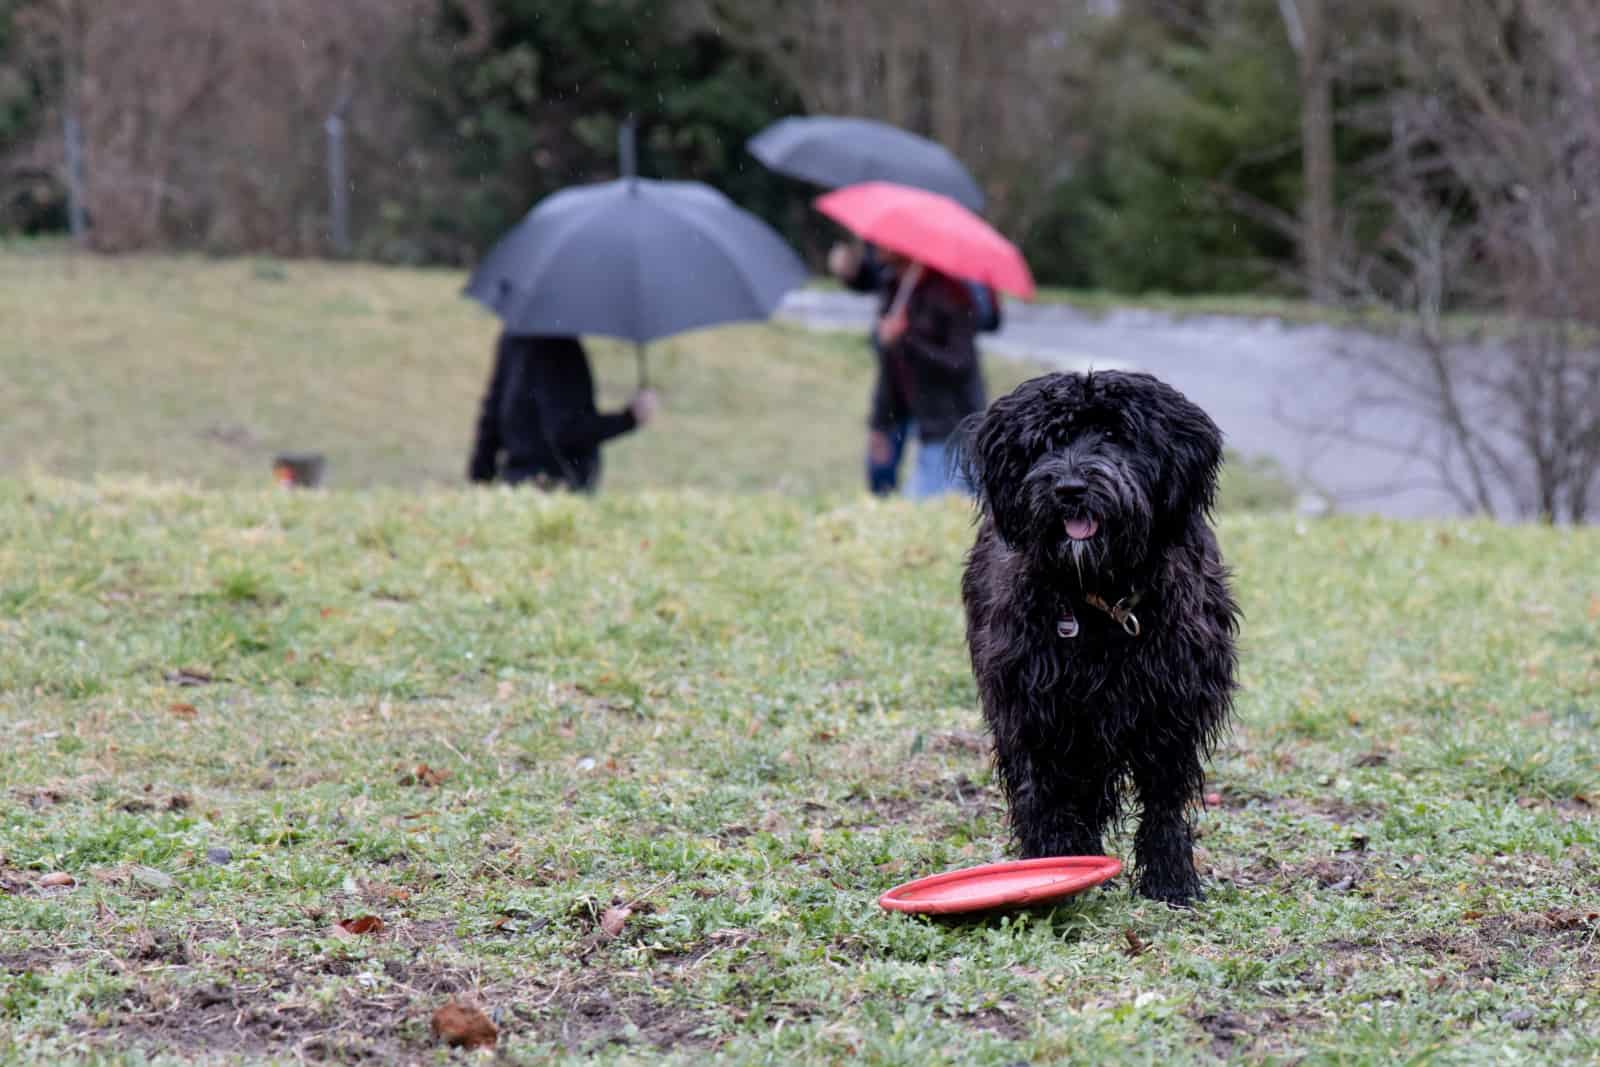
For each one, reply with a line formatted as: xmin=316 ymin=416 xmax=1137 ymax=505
xmin=962 ymin=387 xmax=1038 ymax=548
xmin=1156 ymin=389 xmax=1225 ymax=520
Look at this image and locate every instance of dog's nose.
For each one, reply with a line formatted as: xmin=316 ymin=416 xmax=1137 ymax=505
xmin=1052 ymin=475 xmax=1089 ymax=499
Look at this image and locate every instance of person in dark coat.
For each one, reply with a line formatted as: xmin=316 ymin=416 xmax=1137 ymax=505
xmin=468 ymin=333 xmax=657 ymax=491
xmin=828 ymin=240 xmax=999 ymax=496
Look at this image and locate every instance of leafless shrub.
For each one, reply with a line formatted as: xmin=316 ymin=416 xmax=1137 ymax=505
xmin=12 ymin=0 xmax=430 ymax=253
xmin=691 ymin=0 xmax=1095 ymax=238
xmin=1328 ymin=0 xmax=1600 ymax=521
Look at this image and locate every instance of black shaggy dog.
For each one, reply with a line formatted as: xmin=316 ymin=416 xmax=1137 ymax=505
xmin=960 ymin=370 xmax=1239 ymax=905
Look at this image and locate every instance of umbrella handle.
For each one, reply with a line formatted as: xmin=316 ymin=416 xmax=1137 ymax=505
xmin=888 ymin=263 xmax=924 ymax=320
xmin=635 ymin=342 xmax=650 ymax=390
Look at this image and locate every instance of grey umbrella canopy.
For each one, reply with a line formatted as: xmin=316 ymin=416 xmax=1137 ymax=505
xmin=748 ymin=116 xmax=985 ymax=212
xmin=465 ymin=173 xmax=808 ymax=383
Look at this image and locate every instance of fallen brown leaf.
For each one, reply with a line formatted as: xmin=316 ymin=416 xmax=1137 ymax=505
xmin=430 ymin=1001 xmax=497 ymax=1050
xmin=166 ymin=667 xmax=213 ymax=686
xmin=39 ymin=872 xmax=76 ymax=888
xmin=168 ymin=703 xmax=198 ymax=720
xmin=399 ymin=763 xmax=450 ymax=788
xmin=332 ymin=914 xmax=385 ymax=938
xmin=1122 ymin=928 xmax=1151 ymax=957
xmin=1589 ymin=594 xmax=1599 ymax=621
xmin=599 ymin=904 xmax=632 ymax=938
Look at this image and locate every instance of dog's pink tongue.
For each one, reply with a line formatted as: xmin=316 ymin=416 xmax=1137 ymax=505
xmin=1065 ymin=517 xmax=1099 ymax=540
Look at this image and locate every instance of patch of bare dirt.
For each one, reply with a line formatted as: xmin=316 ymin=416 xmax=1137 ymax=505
xmin=1216 ymin=848 xmax=1371 ymax=894
xmin=930 ymin=729 xmax=990 ymax=756
xmin=1192 ymin=1007 xmax=1325 ymax=1059
xmin=537 ymin=985 xmax=716 ymax=1053
xmin=949 ymin=1004 xmax=1027 ymax=1040
xmin=0 ymin=947 xmax=80 ymax=973
xmin=835 ymin=775 xmax=1004 ymax=831
xmin=100 ymin=977 xmax=445 ymax=1062
xmin=1215 ymin=791 xmax=1383 ymax=824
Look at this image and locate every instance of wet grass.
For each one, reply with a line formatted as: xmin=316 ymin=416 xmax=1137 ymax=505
xmin=0 ymin=247 xmax=1038 ymax=497
xmin=2 ymin=483 xmax=1598 ymax=1064
xmin=0 ymin=248 xmax=1297 ymax=512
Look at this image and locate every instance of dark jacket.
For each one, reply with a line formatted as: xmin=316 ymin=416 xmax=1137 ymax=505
xmin=844 ymin=244 xmax=1003 ymax=333
xmin=868 ymin=269 xmax=985 ymax=442
xmin=468 ymin=334 xmax=636 ymax=491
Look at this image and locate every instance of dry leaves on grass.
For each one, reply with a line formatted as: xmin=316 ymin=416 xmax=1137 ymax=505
xmin=577 ymin=876 xmax=676 ymax=955
xmin=430 ymin=1001 xmax=497 ymax=1050
xmin=1541 ymin=908 xmax=1600 ymax=931
xmin=168 ymin=703 xmax=198 ymax=720
xmin=39 ymin=872 xmax=76 ymax=889
xmin=398 ymin=763 xmax=451 ymax=788
xmin=600 ymin=905 xmax=632 ymax=939
xmin=331 ymin=915 xmax=385 ymax=938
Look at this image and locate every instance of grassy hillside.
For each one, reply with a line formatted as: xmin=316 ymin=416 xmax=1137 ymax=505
xmin=2 ymin=483 xmax=1597 ymax=1064
xmin=0 ymin=246 xmax=1293 ymax=509
xmin=0 ymin=247 xmax=1020 ymax=495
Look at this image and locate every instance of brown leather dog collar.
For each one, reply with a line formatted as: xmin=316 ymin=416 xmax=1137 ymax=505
xmin=1058 ymin=590 xmax=1144 ymax=639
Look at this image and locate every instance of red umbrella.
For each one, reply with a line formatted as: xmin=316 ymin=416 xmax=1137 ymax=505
xmin=814 ymin=181 xmax=1036 ymax=300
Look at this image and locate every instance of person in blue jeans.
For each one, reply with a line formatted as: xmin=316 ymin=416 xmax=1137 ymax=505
xmin=829 ymin=240 xmax=1001 ymax=498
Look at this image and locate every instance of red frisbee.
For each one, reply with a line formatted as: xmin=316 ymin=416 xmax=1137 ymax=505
xmin=879 ymin=856 xmax=1122 ymax=915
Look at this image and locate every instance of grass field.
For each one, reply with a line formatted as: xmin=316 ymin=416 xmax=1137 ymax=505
xmin=0 ymin=246 xmax=1296 ymax=509
xmin=3 ymin=248 xmax=1597 ymax=1064
xmin=2 ymin=482 xmax=1598 ymax=1064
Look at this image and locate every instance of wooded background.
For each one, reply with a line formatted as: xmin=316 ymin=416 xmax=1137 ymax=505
xmin=1 ymin=0 xmax=1596 ymax=306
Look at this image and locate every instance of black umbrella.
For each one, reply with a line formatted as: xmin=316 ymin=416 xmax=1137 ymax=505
xmin=748 ymin=116 xmax=985 ymax=212
xmin=466 ymin=123 xmax=808 ymax=386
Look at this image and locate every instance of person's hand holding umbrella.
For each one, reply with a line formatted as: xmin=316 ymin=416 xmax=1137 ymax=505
xmin=629 ymin=388 xmax=660 ymax=427
xmin=874 ymin=257 xmax=925 ymax=347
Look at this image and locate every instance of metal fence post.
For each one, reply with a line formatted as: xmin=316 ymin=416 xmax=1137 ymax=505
xmin=326 ymin=84 xmax=354 ymax=257
xmin=63 ymin=111 xmax=87 ymax=243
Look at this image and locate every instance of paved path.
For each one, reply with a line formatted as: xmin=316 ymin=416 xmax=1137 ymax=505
xmin=777 ymin=290 xmax=1462 ymax=517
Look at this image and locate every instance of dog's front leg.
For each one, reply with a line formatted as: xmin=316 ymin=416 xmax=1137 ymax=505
xmin=1130 ymin=746 xmax=1205 ymax=906
xmin=996 ymin=744 xmax=1112 ymax=859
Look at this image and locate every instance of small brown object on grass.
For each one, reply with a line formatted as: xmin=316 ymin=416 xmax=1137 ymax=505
xmin=331 ymin=914 xmax=384 ymax=938
xmin=431 ymin=1001 xmax=497 ymax=1049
